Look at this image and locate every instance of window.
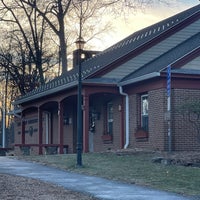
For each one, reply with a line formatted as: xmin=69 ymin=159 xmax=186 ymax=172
xmin=141 ymin=94 xmax=148 ymax=132
xmin=107 ymin=102 xmax=113 ymax=135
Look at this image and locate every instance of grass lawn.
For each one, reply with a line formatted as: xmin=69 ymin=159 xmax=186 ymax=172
xmin=15 ymin=151 xmax=200 ymax=196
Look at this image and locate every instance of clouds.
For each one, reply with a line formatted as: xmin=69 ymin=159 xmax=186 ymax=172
xmin=95 ymin=1 xmax=199 ymax=50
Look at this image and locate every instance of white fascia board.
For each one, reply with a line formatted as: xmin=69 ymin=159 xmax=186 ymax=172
xmin=118 ymin=72 xmax=161 ymax=87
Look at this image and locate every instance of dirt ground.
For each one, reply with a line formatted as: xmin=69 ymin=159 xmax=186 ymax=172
xmin=0 ymin=174 xmax=98 ymax=200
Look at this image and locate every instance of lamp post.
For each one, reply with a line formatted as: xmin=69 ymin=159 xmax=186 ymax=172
xmin=75 ymin=36 xmax=85 ymax=167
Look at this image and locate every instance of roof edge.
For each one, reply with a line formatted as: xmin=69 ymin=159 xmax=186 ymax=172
xmin=14 ymin=81 xmax=77 ymax=105
xmin=118 ymin=72 xmax=161 ymax=86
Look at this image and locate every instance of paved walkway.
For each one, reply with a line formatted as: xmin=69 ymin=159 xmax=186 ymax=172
xmin=0 ymin=157 xmax=195 ymax=200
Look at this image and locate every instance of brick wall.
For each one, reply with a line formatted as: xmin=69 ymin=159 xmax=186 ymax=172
xmin=128 ymin=87 xmax=200 ymax=152
xmin=173 ymin=89 xmax=200 ymax=151
xmin=129 ymin=89 xmax=166 ymax=151
xmin=149 ymin=89 xmax=166 ymax=151
xmin=14 ymin=85 xmax=200 ymax=155
xmin=92 ymin=95 xmax=122 ymax=152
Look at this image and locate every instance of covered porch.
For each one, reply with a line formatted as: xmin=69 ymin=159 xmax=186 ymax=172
xmin=14 ymin=84 xmax=123 ymax=155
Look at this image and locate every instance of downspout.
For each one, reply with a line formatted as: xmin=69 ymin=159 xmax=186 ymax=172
xmin=119 ymin=86 xmax=129 ymax=149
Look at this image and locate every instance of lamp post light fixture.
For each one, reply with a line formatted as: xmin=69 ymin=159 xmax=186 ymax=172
xmin=75 ymin=36 xmax=85 ymax=51
xmin=76 ymin=36 xmax=85 ymax=167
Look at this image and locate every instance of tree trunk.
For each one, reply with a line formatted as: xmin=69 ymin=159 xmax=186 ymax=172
xmin=58 ymin=0 xmax=67 ymax=74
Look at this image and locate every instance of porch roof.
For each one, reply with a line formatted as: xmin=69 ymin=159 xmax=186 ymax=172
xmin=14 ymin=4 xmax=200 ymax=105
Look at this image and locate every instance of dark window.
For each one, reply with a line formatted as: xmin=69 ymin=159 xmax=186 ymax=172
xmin=141 ymin=94 xmax=148 ymax=132
xmin=107 ymin=102 xmax=113 ymax=135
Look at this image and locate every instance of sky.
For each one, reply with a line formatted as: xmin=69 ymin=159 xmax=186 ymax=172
xmin=91 ymin=0 xmax=199 ymax=50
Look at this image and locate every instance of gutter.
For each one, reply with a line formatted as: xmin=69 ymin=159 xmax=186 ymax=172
xmin=119 ymin=72 xmax=160 ymax=87
xmin=118 ymin=72 xmax=160 ymax=149
xmin=119 ymin=86 xmax=129 ymax=149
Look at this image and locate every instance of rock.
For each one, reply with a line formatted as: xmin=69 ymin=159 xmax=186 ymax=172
xmin=152 ymin=157 xmax=164 ymax=163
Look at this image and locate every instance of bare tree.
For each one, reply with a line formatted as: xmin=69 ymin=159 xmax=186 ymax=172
xmin=20 ymin=0 xmax=72 ymax=74
xmin=0 ymin=0 xmax=167 ymax=86
xmin=0 ymin=0 xmax=55 ymax=94
xmin=0 ymin=36 xmax=37 ymax=95
xmin=20 ymin=0 xmax=164 ymax=74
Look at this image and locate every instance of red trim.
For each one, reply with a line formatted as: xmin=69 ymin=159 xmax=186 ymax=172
xmin=15 ymin=144 xmax=68 ymax=147
xmin=83 ymin=85 xmax=118 ymax=95
xmin=125 ymin=78 xmax=164 ymax=94
xmin=83 ymin=82 xmax=117 ymax=87
xmin=15 ymin=144 xmax=39 ymax=147
xmin=173 ymin=78 xmax=200 ymax=89
xmin=161 ymin=72 xmax=200 ymax=80
xmin=126 ymin=76 xmax=200 ymax=95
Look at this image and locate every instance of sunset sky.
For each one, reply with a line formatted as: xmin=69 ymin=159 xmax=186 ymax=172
xmin=92 ymin=0 xmax=199 ymax=50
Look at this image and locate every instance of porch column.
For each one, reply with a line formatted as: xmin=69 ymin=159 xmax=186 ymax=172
xmin=21 ymin=115 xmax=25 ymax=145
xmin=83 ymin=94 xmax=89 ymax=152
xmin=58 ymin=102 xmax=64 ymax=154
xmin=38 ymin=107 xmax=43 ymax=155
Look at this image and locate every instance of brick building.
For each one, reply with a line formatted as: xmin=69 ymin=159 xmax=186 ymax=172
xmin=13 ymin=4 xmax=200 ymax=155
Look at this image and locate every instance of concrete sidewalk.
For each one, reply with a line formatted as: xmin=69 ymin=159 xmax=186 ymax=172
xmin=0 ymin=157 xmax=194 ymax=200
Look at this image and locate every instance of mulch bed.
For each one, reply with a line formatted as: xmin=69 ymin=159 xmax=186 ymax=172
xmin=0 ymin=174 xmax=98 ymax=200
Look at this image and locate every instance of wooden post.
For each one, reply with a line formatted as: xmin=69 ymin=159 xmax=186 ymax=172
xmin=83 ymin=94 xmax=89 ymax=152
xmin=21 ymin=115 xmax=25 ymax=145
xmin=38 ymin=108 xmax=43 ymax=155
xmin=58 ymin=102 xmax=64 ymax=154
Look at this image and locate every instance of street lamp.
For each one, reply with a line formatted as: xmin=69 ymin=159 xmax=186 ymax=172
xmin=76 ymin=36 xmax=85 ymax=167
xmin=75 ymin=37 xmax=85 ymax=51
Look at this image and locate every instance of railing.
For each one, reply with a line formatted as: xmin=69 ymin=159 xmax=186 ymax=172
xmin=15 ymin=144 xmax=68 ymax=155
